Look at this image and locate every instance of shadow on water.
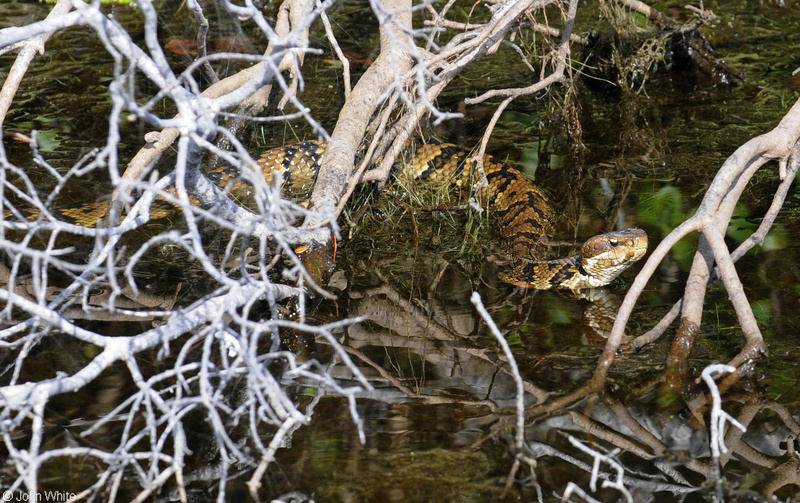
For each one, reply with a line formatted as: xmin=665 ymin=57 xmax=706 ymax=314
xmin=268 ymin=159 xmax=800 ymax=501
xmin=1 ymin=0 xmax=800 ymax=500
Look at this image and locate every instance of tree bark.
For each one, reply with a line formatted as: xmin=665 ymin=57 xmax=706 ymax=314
xmin=303 ymin=0 xmax=414 ymax=245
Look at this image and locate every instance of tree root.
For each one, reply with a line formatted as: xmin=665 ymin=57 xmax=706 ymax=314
xmin=592 ymin=97 xmax=800 ymax=388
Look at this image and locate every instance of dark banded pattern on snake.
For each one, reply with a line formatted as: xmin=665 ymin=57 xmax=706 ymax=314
xmin=399 ymin=143 xmax=647 ymax=289
xmin=4 ymin=141 xmax=647 ymax=289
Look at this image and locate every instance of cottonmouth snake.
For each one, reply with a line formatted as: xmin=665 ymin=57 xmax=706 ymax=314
xmin=4 ymin=141 xmax=647 ymax=289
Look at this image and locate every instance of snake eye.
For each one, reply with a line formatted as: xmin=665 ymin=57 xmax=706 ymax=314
xmin=609 ymin=237 xmax=619 ymax=247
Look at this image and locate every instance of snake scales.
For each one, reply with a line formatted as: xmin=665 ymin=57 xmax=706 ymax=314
xmin=5 ymin=141 xmax=647 ymax=289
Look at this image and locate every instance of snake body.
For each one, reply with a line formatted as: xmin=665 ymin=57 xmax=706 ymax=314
xmin=5 ymin=141 xmax=647 ymax=289
xmin=398 ymin=143 xmax=647 ymax=289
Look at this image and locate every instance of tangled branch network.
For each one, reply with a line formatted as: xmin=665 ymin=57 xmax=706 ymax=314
xmin=0 ymin=0 xmax=371 ymax=498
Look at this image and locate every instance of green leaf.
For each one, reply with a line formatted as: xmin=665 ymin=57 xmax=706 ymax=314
xmin=34 ymin=130 xmax=61 ymax=152
xmin=637 ymin=184 xmax=685 ymax=233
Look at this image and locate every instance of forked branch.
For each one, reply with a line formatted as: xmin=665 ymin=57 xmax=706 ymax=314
xmin=592 ymin=97 xmax=800 ymax=386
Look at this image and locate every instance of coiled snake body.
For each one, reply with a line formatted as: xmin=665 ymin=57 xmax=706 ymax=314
xmin=6 ymin=141 xmax=647 ymax=289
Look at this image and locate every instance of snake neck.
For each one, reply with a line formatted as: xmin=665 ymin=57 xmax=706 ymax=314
xmin=501 ymin=255 xmax=584 ymax=290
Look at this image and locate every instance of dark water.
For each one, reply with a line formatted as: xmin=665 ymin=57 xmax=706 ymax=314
xmin=1 ymin=0 xmax=800 ymax=501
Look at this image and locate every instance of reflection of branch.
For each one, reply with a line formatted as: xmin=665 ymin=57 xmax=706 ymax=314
xmin=760 ymin=449 xmax=800 ymax=499
xmin=472 ymin=292 xmax=524 ymax=439
xmin=534 ymin=437 xmax=697 ymax=495
xmin=569 ymin=412 xmax=655 ymax=460
xmin=702 ymin=364 xmax=746 ymax=501
xmin=348 ymin=282 xmax=550 ymax=402
xmin=566 ymin=435 xmax=633 ymax=503
xmin=764 ymin=403 xmax=800 ymax=434
xmin=340 ymin=343 xmax=499 ymax=410
xmin=523 ymin=366 xmax=797 ymax=500
xmin=471 ymin=292 xmax=537 ymax=492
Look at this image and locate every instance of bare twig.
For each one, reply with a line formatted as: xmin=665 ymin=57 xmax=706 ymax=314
xmin=0 ymin=0 xmax=73 ymax=125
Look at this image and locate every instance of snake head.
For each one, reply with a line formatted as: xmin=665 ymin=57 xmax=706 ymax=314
xmin=578 ymin=228 xmax=648 ymax=288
